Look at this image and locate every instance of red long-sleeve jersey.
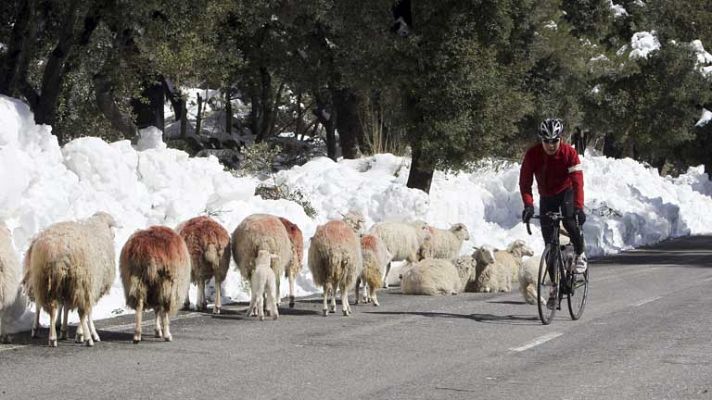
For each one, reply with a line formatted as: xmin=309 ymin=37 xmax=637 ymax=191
xmin=519 ymin=142 xmax=584 ymax=209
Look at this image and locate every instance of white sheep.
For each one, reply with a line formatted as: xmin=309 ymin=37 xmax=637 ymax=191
xmin=400 ymin=257 xmax=472 ymax=295
xmin=0 ymin=222 xmax=23 ymax=343
xmin=277 ymin=217 xmax=303 ymax=308
xmin=232 ymin=214 xmax=293 ymax=313
xmin=519 ymin=256 xmax=544 ymax=305
xmin=120 ymin=225 xmax=191 ymax=343
xmin=472 ymin=244 xmax=510 ymax=293
xmin=249 ymin=250 xmax=279 ymax=321
xmin=177 ymin=216 xmax=231 ymax=314
xmin=501 ymin=239 xmax=535 ymax=283
xmin=355 ymin=234 xmax=391 ymax=306
xmin=308 ymin=219 xmax=363 ymax=316
xmin=368 ymin=220 xmax=430 ymax=288
xmin=24 ymin=212 xmax=117 ymax=347
xmin=418 ymin=223 xmax=470 ymax=260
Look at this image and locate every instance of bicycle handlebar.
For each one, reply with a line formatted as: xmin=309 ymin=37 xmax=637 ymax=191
xmin=525 ymin=211 xmax=568 ymax=235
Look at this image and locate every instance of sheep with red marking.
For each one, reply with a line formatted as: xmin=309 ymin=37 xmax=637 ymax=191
xmin=177 ymin=216 xmax=231 ymax=314
xmin=0 ymin=222 xmax=23 ymax=343
xmin=278 ymin=217 xmax=303 ymax=308
xmin=308 ymin=219 xmax=363 ymax=316
xmin=368 ymin=220 xmax=430 ymax=288
xmin=232 ymin=214 xmax=293 ymax=314
xmin=24 ymin=212 xmax=117 ymax=347
xmin=418 ymin=223 xmax=470 ymax=260
xmin=355 ymin=234 xmax=391 ymax=306
xmin=120 ymin=226 xmax=191 ymax=343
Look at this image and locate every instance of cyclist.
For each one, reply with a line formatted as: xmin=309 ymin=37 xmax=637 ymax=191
xmin=519 ymin=118 xmax=587 ymax=307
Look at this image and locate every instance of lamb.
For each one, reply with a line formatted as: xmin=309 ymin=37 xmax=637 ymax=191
xmin=355 ymin=234 xmax=391 ymax=306
xmin=24 ymin=212 xmax=117 ymax=347
xmin=501 ymin=239 xmax=536 ymax=283
xmin=232 ymin=214 xmax=293 ymax=313
xmin=400 ymin=257 xmax=472 ymax=295
xmin=278 ymin=217 xmax=303 ymax=308
xmin=308 ymin=219 xmax=363 ymax=316
xmin=368 ymin=220 xmax=430 ymax=288
xmin=471 ymin=244 xmax=511 ymax=293
xmin=418 ymin=223 xmax=470 ymax=260
xmin=0 ymin=222 xmax=23 ymax=343
xmin=120 ymin=225 xmax=191 ymax=343
xmin=519 ymin=256 xmax=544 ymax=305
xmin=249 ymin=250 xmax=279 ymax=320
xmin=177 ymin=216 xmax=231 ymax=314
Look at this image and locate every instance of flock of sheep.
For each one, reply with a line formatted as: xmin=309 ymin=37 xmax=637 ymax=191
xmin=0 ymin=211 xmax=544 ymax=347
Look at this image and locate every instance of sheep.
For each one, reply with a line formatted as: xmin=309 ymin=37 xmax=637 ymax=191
xmin=232 ymin=214 xmax=293 ymax=313
xmin=24 ymin=212 xmax=117 ymax=347
xmin=0 ymin=222 xmax=23 ymax=343
xmin=177 ymin=216 xmax=231 ymax=314
xmin=120 ymin=225 xmax=191 ymax=343
xmin=470 ymin=245 xmax=510 ymax=293
xmin=368 ymin=220 xmax=430 ymax=288
xmin=355 ymin=234 xmax=391 ymax=306
xmin=418 ymin=223 xmax=470 ymax=260
xmin=278 ymin=217 xmax=303 ymax=308
xmin=308 ymin=219 xmax=363 ymax=316
xmin=499 ymin=239 xmax=535 ymax=284
xmin=249 ymin=250 xmax=279 ymax=321
xmin=519 ymin=256 xmax=544 ymax=305
xmin=400 ymin=257 xmax=472 ymax=295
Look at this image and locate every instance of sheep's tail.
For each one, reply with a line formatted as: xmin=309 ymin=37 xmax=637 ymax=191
xmin=204 ymin=243 xmax=220 ymax=269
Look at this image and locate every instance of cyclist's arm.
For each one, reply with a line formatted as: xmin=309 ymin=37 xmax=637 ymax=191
xmin=568 ymin=148 xmax=584 ymax=209
xmin=519 ymin=149 xmax=535 ymax=207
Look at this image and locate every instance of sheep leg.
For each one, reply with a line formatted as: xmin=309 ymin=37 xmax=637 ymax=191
xmin=48 ymin=304 xmax=58 ymax=347
xmin=154 ymin=313 xmax=163 ymax=338
xmin=341 ymin=284 xmax=351 ymax=316
xmin=133 ymin=299 xmax=143 ymax=344
xmin=60 ymin=304 xmax=69 ymax=340
xmin=197 ymin=279 xmax=207 ymax=311
xmin=370 ymin=285 xmax=379 ymax=307
xmin=354 ymin=277 xmax=361 ymax=305
xmin=256 ymin=294 xmax=265 ymax=321
xmin=79 ymin=310 xmax=94 ymax=347
xmin=275 ymin=274 xmax=282 ymax=307
xmin=214 ymin=278 xmax=222 ymax=314
xmin=322 ymin=285 xmax=331 ymax=316
xmin=89 ymin=316 xmax=100 ymax=342
xmin=329 ymin=286 xmax=337 ymax=313
xmin=161 ymin=312 xmax=172 ymax=342
xmin=382 ymin=262 xmax=391 ymax=289
xmin=288 ymin=273 xmax=296 ymax=308
xmin=32 ymin=305 xmax=40 ymax=338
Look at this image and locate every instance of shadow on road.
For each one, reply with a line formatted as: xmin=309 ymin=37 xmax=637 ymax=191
xmin=592 ymin=235 xmax=712 ymax=268
xmin=364 ymin=310 xmax=539 ymax=325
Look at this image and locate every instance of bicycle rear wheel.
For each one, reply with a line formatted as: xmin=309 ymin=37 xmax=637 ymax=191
xmin=567 ymin=268 xmax=589 ymax=320
xmin=537 ymin=245 xmax=558 ymax=325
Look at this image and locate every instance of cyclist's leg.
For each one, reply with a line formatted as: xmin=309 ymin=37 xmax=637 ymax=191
xmin=539 ymin=195 xmax=559 ymax=280
xmin=560 ymin=188 xmax=585 ymax=255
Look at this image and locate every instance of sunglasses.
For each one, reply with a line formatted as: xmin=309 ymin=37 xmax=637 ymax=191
xmin=542 ymin=138 xmax=560 ymax=144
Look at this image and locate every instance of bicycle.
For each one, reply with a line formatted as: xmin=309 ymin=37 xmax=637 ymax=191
xmin=526 ymin=211 xmax=589 ymax=325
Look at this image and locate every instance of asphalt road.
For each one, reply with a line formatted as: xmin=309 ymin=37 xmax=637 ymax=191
xmin=1 ymin=235 xmax=711 ymax=400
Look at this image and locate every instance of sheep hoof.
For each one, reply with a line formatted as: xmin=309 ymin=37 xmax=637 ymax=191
xmin=342 ymin=309 xmax=351 ymax=316
xmin=213 ymin=307 xmax=221 ymax=315
xmin=59 ymin=330 xmax=68 ymax=340
xmin=85 ymin=340 xmax=94 ymax=347
xmin=154 ymin=330 xmax=162 ymax=338
xmin=49 ymin=339 xmax=57 ymax=347
xmin=322 ymin=309 xmax=329 ymax=317
xmin=373 ymin=301 xmax=380 ymax=307
xmin=31 ymin=329 xmax=38 ymax=338
xmin=289 ymin=297 xmax=295 ymax=308
xmin=272 ymin=315 xmax=279 ymax=320
xmin=164 ymin=335 xmax=172 ymax=342
xmin=132 ymin=339 xmax=141 ymax=344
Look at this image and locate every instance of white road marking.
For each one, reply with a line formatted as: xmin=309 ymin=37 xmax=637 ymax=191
xmin=632 ymin=296 xmax=662 ymax=307
xmin=509 ymin=332 xmax=563 ymax=352
xmin=0 ymin=345 xmax=25 ymax=352
xmin=101 ymin=312 xmax=202 ymax=332
xmin=702 ymin=276 xmax=712 ymax=282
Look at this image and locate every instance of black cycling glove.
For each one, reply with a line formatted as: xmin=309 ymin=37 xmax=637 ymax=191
xmin=575 ymin=208 xmax=586 ymax=225
xmin=522 ymin=205 xmax=534 ymax=223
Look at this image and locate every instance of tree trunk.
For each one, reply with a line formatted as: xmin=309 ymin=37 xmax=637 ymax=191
xmin=195 ymin=93 xmax=203 ymax=135
xmin=602 ymin=133 xmax=621 ymax=158
xmin=131 ymin=80 xmax=165 ymax=130
xmin=94 ymin=72 xmax=139 ymax=140
xmin=0 ymin=0 xmax=37 ymax=99
xmin=332 ymin=87 xmax=363 ymax=159
xmin=224 ymin=89 xmax=232 ymax=135
xmin=406 ymin=140 xmax=434 ymax=193
xmin=315 ymin=96 xmax=337 ymax=161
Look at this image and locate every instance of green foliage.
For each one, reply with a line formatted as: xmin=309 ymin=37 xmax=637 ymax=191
xmin=238 ymin=142 xmax=281 ymax=178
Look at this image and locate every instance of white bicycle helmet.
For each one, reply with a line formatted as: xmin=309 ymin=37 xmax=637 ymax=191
xmin=538 ymin=118 xmax=564 ymax=140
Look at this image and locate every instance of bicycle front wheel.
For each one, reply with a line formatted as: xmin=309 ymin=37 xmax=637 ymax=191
xmin=567 ymin=268 xmax=589 ymax=320
xmin=537 ymin=245 xmax=558 ymax=325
